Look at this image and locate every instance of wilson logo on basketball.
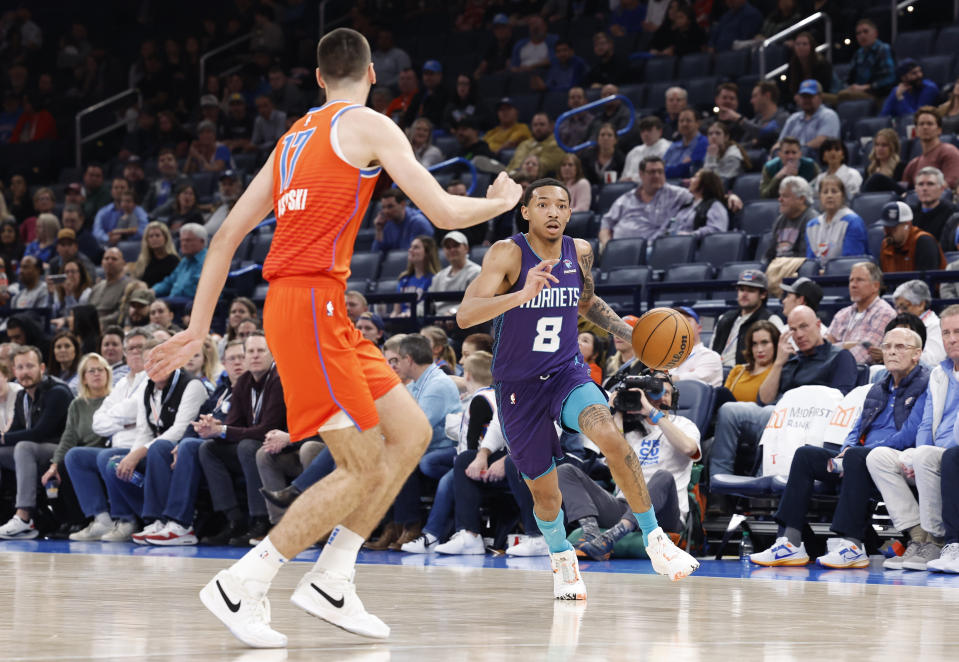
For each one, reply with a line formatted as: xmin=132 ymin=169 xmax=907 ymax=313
xmin=663 ymin=334 xmax=688 ymax=368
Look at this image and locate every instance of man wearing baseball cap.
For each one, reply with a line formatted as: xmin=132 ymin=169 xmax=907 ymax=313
xmin=672 ymin=306 xmax=723 ymax=387
xmin=712 ymin=269 xmax=784 ymax=368
xmin=781 ymin=277 xmax=823 ymax=315
xmin=774 ymin=79 xmax=839 ymax=157
xmin=879 ymin=200 xmax=945 ymax=273
xmin=484 ymin=97 xmax=531 ymax=154
xmin=49 ymin=228 xmax=96 ymax=282
xmin=402 ymin=60 xmax=447 ymax=128
xmin=428 ymin=231 xmax=481 ymax=317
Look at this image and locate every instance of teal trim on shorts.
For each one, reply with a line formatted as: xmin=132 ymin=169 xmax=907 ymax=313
xmin=522 ymin=459 xmax=557 ymax=481
xmin=560 ymin=381 xmax=608 ymax=432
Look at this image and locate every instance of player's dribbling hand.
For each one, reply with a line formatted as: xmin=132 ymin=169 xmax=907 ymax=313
xmin=520 ymin=259 xmax=560 ymax=303
xmin=145 ymin=330 xmax=204 ymax=381
xmin=486 ymin=171 xmax=523 ymax=210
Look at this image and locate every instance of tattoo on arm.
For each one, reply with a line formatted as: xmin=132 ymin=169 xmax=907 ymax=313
xmin=578 ymin=244 xmax=632 ymax=341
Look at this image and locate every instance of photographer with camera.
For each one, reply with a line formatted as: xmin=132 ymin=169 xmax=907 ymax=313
xmin=557 ymin=372 xmax=700 ymax=561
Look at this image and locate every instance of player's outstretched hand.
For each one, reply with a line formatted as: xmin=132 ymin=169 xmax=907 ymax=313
xmin=486 ymin=171 xmax=523 ymax=211
xmin=520 ymin=259 xmax=559 ymax=303
xmin=145 ymin=330 xmax=204 ymax=380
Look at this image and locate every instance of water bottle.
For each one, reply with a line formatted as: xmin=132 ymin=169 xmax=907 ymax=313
xmin=44 ymin=480 xmax=59 ymax=499
xmin=108 ymin=455 xmax=145 ymax=487
xmin=739 ymin=531 xmax=754 ymax=564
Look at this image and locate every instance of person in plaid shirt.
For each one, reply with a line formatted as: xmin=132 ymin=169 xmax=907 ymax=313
xmin=837 ymin=19 xmax=896 ymax=105
xmin=827 ymin=261 xmax=898 ymax=364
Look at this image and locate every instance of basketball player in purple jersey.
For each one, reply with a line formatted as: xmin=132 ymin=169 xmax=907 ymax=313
xmin=458 ymin=178 xmax=699 ymax=598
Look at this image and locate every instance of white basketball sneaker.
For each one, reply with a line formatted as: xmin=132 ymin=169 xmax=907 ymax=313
xmin=646 ymin=527 xmax=700 ymax=581
xmin=290 ymin=569 xmax=390 ymax=639
xmin=199 ymin=569 xmax=287 ymax=648
xmin=550 ymin=549 xmax=587 ymax=600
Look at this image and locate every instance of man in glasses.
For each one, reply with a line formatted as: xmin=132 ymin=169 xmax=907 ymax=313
xmin=748 ymin=326 xmax=929 ymax=568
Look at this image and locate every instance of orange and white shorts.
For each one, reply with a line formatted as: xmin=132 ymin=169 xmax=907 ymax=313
xmin=263 ymin=277 xmax=400 ymax=439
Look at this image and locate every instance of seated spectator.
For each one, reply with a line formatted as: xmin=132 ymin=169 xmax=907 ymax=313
xmin=720 ymin=80 xmax=789 ymax=151
xmin=484 ymin=98 xmax=532 ymax=155
xmin=811 ymin=139 xmax=862 ymax=199
xmin=599 ymin=156 xmax=693 ymax=250
xmin=806 ymin=175 xmax=868 ymax=267
xmin=660 ymin=86 xmax=688 ymax=140
xmin=931 ymin=443 xmax=959 ymax=573
xmin=538 ymin=40 xmax=587 ymax=92
xmin=19 ymin=186 xmax=55 ymax=244
xmin=371 ymin=28 xmax=411 ymax=90
xmin=938 ymin=77 xmax=959 ymax=133
xmin=622 ymin=116 xmax=672 ymax=182
xmin=586 ymin=84 xmax=632 ymax=142
xmin=98 ymin=326 xmax=128 ymax=382
xmin=402 ymin=61 xmax=448 ymax=129
xmin=862 ymin=128 xmax=904 ymax=192
xmin=902 ymin=107 xmax=959 ymax=190
xmin=70 ymin=304 xmax=102 ymax=356
xmin=881 ymin=59 xmax=940 ymax=119
xmin=128 ymin=221 xmax=180 ymax=288
xmin=408 ymin=117 xmax=444 ymax=168
xmin=765 ymin=176 xmax=816 ymax=264
xmin=429 ymin=231 xmax=481 ymax=317
xmin=151 ymin=223 xmax=207 ymax=302
xmin=5 ymin=316 xmax=49 ymax=358
xmin=894 ymin=280 xmax=947 ymax=367
xmin=826 ymin=261 xmax=898 ymax=365
xmin=911 ymin=166 xmax=956 ymax=245
xmin=23 ymin=213 xmax=59 ymax=264
xmin=585 ymin=31 xmax=628 ymax=89
xmin=507 ymin=112 xmax=565 ymax=177
xmin=672 ymin=306 xmax=723 ymax=386
xmin=35 ymin=353 xmax=111 ymax=536
xmin=371 ymin=189 xmax=433 ymax=253
xmin=392 ymin=235 xmax=439 ymax=318
xmin=50 ymin=257 xmax=93 ymax=324
xmin=47 ymin=329 xmax=81 ymax=393
xmin=837 ymin=19 xmax=896 ymax=105
xmin=152 ymin=183 xmax=203 ymax=233
xmin=355 ymin=312 xmax=386 ymax=348
xmin=442 ymin=74 xmax=490 ymax=132
xmin=267 ymin=66 xmax=307 ymax=118
xmin=879 ymin=201 xmax=946 ymax=274
xmin=750 ymin=326 xmax=929 ymax=567
xmin=510 ymin=15 xmax=557 ymax=72
xmin=220 ymin=93 xmax=253 ymax=154
xmin=578 ymin=331 xmax=605 ymax=384
xmin=713 ymin=269 xmax=784 ymax=368
xmin=60 ymin=204 xmax=103 ymax=266
xmin=673 ymin=169 xmax=729 ymax=238
xmin=708 ymin=0 xmax=763 ymax=52
xmin=421 ymin=325 xmax=459 ymax=377
xmin=649 ymin=2 xmax=707 ymax=56
xmin=556 ymin=86 xmax=593 ymax=148
xmin=865 ymin=307 xmax=959 ymax=571
xmin=10 ymin=255 xmax=50 ymax=310
xmin=703 ymin=121 xmax=748 ymax=180
xmin=0 ymin=345 xmax=73 ymax=539
xmin=452 ymin=116 xmax=495 ymax=162
xmin=785 ymin=31 xmax=833 ymax=101
xmin=473 ymin=14 xmax=514 ymax=79
xmin=344 ymin=290 xmax=368 ymax=323
xmin=49 ymin=227 xmax=96 ymax=282
xmin=560 ymin=374 xmax=700 ymax=560
xmin=81 ymin=164 xmax=111 ymax=221
xmin=10 ymin=91 xmax=56 ymax=143
xmin=184 ymin=120 xmax=231 ymax=174
xmin=0 ymin=358 xmax=21 ymax=426
xmin=204 ymin=170 xmax=242 ymax=236
xmin=558 ymin=153 xmax=592 ymax=212
xmin=580 ymin=122 xmax=626 ymax=185
xmin=709 ymin=305 xmax=857 ymax=484
xmin=0 ymin=219 xmax=23 ymax=278
xmin=93 ymin=178 xmax=142 ymax=245
xmin=185 ymin=336 xmax=223 ymax=393
xmin=123 ymin=156 xmax=149 ymax=205
xmin=255 ymin=430 xmax=326 ymax=528
xmin=663 ymin=109 xmax=707 ymax=179
xmin=724 ymin=320 xmax=781 ymax=403
xmin=760 ymin=137 xmax=819 ymax=199
xmin=775 ymin=80 xmax=840 ymax=157
xmin=251 ymin=95 xmax=286 ymax=155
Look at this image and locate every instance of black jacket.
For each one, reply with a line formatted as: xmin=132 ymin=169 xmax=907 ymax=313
xmin=711 ymin=306 xmax=777 ymax=366
xmin=4 ymin=376 xmax=73 ymax=445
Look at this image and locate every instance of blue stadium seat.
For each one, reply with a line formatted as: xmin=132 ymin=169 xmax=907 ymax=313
xmin=508 ymin=93 xmax=541 ymax=124
xmin=717 ymin=261 xmax=763 ymax=281
xmin=919 ymin=55 xmax=953 ymax=87
xmin=851 ymin=192 xmax=896 ymax=225
xmin=470 ymin=245 xmax=489 ymax=264
xmin=249 ymin=230 xmax=273 ymax=263
xmin=191 ymin=171 xmax=218 ymax=203
xmin=349 ymin=252 xmax=381 ymax=282
xmin=894 ymin=29 xmax=935 ymax=60
xmin=600 ymin=237 xmax=646 ymax=272
xmin=731 ymin=173 xmax=763 ymax=203
xmin=797 ymin=258 xmax=821 ymax=278
xmin=677 ymin=53 xmax=713 ymax=80
xmin=433 ymin=135 xmax=459 ymax=158
xmin=543 ymin=90 xmax=568 ymax=120
xmin=600 ymin=266 xmax=649 ymax=313
xmin=379 ymin=250 xmax=409 ymax=280
xmin=355 ymin=228 xmax=375 ymax=252
xmin=714 ymin=50 xmax=749 ymax=79
xmin=648 ymin=235 xmax=696 ymax=270
xmin=594 ymin=181 xmax=635 ymax=214
xmin=837 ymin=100 xmax=874 ymax=139
xmin=854 ymin=116 xmax=892 ymax=141
xmin=935 ymin=26 xmax=959 ymax=56
xmin=686 ymin=76 xmax=719 ymax=110
xmin=477 ymin=72 xmax=509 ymax=99
xmin=620 ymin=83 xmax=646 ymax=107
xmin=645 ymin=81 xmax=673 ymax=109
xmin=675 ymin=380 xmax=716 ymax=438
xmin=117 ymin=240 xmax=140 ymax=264
xmin=868 ymin=224 xmax=886 ymax=260
xmin=739 ymin=200 xmax=780 ymax=236
xmin=824 ymin=255 xmax=874 ymax=275
xmin=566 ymin=211 xmax=596 ymax=238
xmin=659 ymin=262 xmax=715 ymax=303
xmin=695 ymin=231 xmax=747 ymax=267
xmin=754 ymin=231 xmax=773 ymax=262
xmin=374 ymin=278 xmax=399 ymax=294
xmin=644 ymin=56 xmax=677 ymax=82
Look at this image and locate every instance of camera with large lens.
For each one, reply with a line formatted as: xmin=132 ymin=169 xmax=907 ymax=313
xmin=612 ymin=372 xmax=667 ymax=434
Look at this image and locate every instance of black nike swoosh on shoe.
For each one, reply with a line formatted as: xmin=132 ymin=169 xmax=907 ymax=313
xmin=310 ymin=583 xmax=345 ymax=608
xmin=216 ymin=580 xmax=241 ymax=613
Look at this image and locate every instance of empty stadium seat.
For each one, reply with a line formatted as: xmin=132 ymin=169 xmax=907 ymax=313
xmin=600 ymin=237 xmax=646 ymax=272
xmin=594 ymin=181 xmax=635 ymax=214
xmin=867 ymin=224 xmax=886 ymax=260
xmin=644 ymin=56 xmax=677 ymax=81
xmin=433 ymin=135 xmax=459 ymax=159
xmin=566 ymin=211 xmax=597 ymax=238
xmin=249 ymin=230 xmax=273 ymax=263
xmin=470 ymin=245 xmax=489 ymax=265
xmin=686 ymin=76 xmax=719 ymax=110
xmin=796 ymin=258 xmax=821 ymax=278
xmin=714 ymin=50 xmax=749 ymax=79
xmin=754 ymin=231 xmax=773 ymax=261
xmin=675 ymin=380 xmax=716 ymax=437
xmin=935 ymin=26 xmax=959 ymax=56
xmin=600 ymin=265 xmax=649 ymax=312
xmin=659 ymin=262 xmax=715 ymax=303
xmin=894 ymin=29 xmax=935 ymax=60
xmin=850 ymin=192 xmax=895 ymax=225
xmin=854 ymin=116 xmax=892 ymax=141
xmin=919 ymin=55 xmax=953 ymax=87
xmin=349 ymin=252 xmax=381 ymax=282
xmin=378 ymin=250 xmax=409 ymax=280
xmin=695 ymin=231 xmax=747 ymax=267
xmin=117 ymin=239 xmax=140 ymax=263
xmin=731 ymin=173 xmax=763 ymax=203
xmin=837 ymin=100 xmax=874 ymax=139
xmin=677 ymin=53 xmax=713 ymax=80
xmin=738 ymin=200 xmax=780 ymax=236
xmin=374 ymin=278 xmax=399 ymax=294
xmin=824 ymin=255 xmax=874 ymax=276
xmin=647 ymin=234 xmax=696 ymax=270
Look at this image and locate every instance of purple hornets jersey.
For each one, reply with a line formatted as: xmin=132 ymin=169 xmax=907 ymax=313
xmin=491 ymin=234 xmax=583 ymax=382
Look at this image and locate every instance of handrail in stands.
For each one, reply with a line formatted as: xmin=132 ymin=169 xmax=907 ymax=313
xmin=198 ymin=33 xmax=254 ymax=97
xmin=892 ymin=0 xmax=920 ymax=44
xmin=759 ymin=12 xmax=831 ymax=80
xmin=554 ymin=94 xmax=636 ymax=153
xmin=426 ymin=157 xmax=479 ymax=196
xmin=765 ymin=44 xmax=829 ymax=83
xmin=74 ymin=88 xmax=142 ymax=169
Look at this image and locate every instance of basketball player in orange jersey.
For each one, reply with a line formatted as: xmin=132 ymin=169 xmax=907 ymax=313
xmin=146 ymin=28 xmax=521 ymax=648
xmin=456 ymin=178 xmax=699 ymax=601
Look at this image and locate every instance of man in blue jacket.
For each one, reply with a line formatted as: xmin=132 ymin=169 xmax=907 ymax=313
xmin=749 ymin=327 xmax=929 ymax=568
xmin=881 ymin=59 xmax=940 ymax=119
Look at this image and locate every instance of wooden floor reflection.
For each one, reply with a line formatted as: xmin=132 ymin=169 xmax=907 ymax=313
xmin=2 ymin=551 xmax=958 ymax=661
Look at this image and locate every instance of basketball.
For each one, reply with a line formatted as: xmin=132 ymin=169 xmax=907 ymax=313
xmin=631 ymin=308 xmax=694 ymax=371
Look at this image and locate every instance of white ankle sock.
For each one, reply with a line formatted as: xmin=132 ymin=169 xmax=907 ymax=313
xmin=94 ymin=512 xmax=112 ymax=527
xmin=314 ymin=525 xmax=364 ymax=578
xmin=424 ymin=532 xmax=437 ymax=544
xmin=230 ymin=535 xmax=288 ymax=590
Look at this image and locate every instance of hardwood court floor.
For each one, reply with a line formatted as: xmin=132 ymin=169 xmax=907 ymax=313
xmin=2 ymin=548 xmax=958 ymax=662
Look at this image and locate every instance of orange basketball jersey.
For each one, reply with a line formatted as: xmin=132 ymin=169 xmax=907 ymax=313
xmin=263 ymin=100 xmax=381 ymax=285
